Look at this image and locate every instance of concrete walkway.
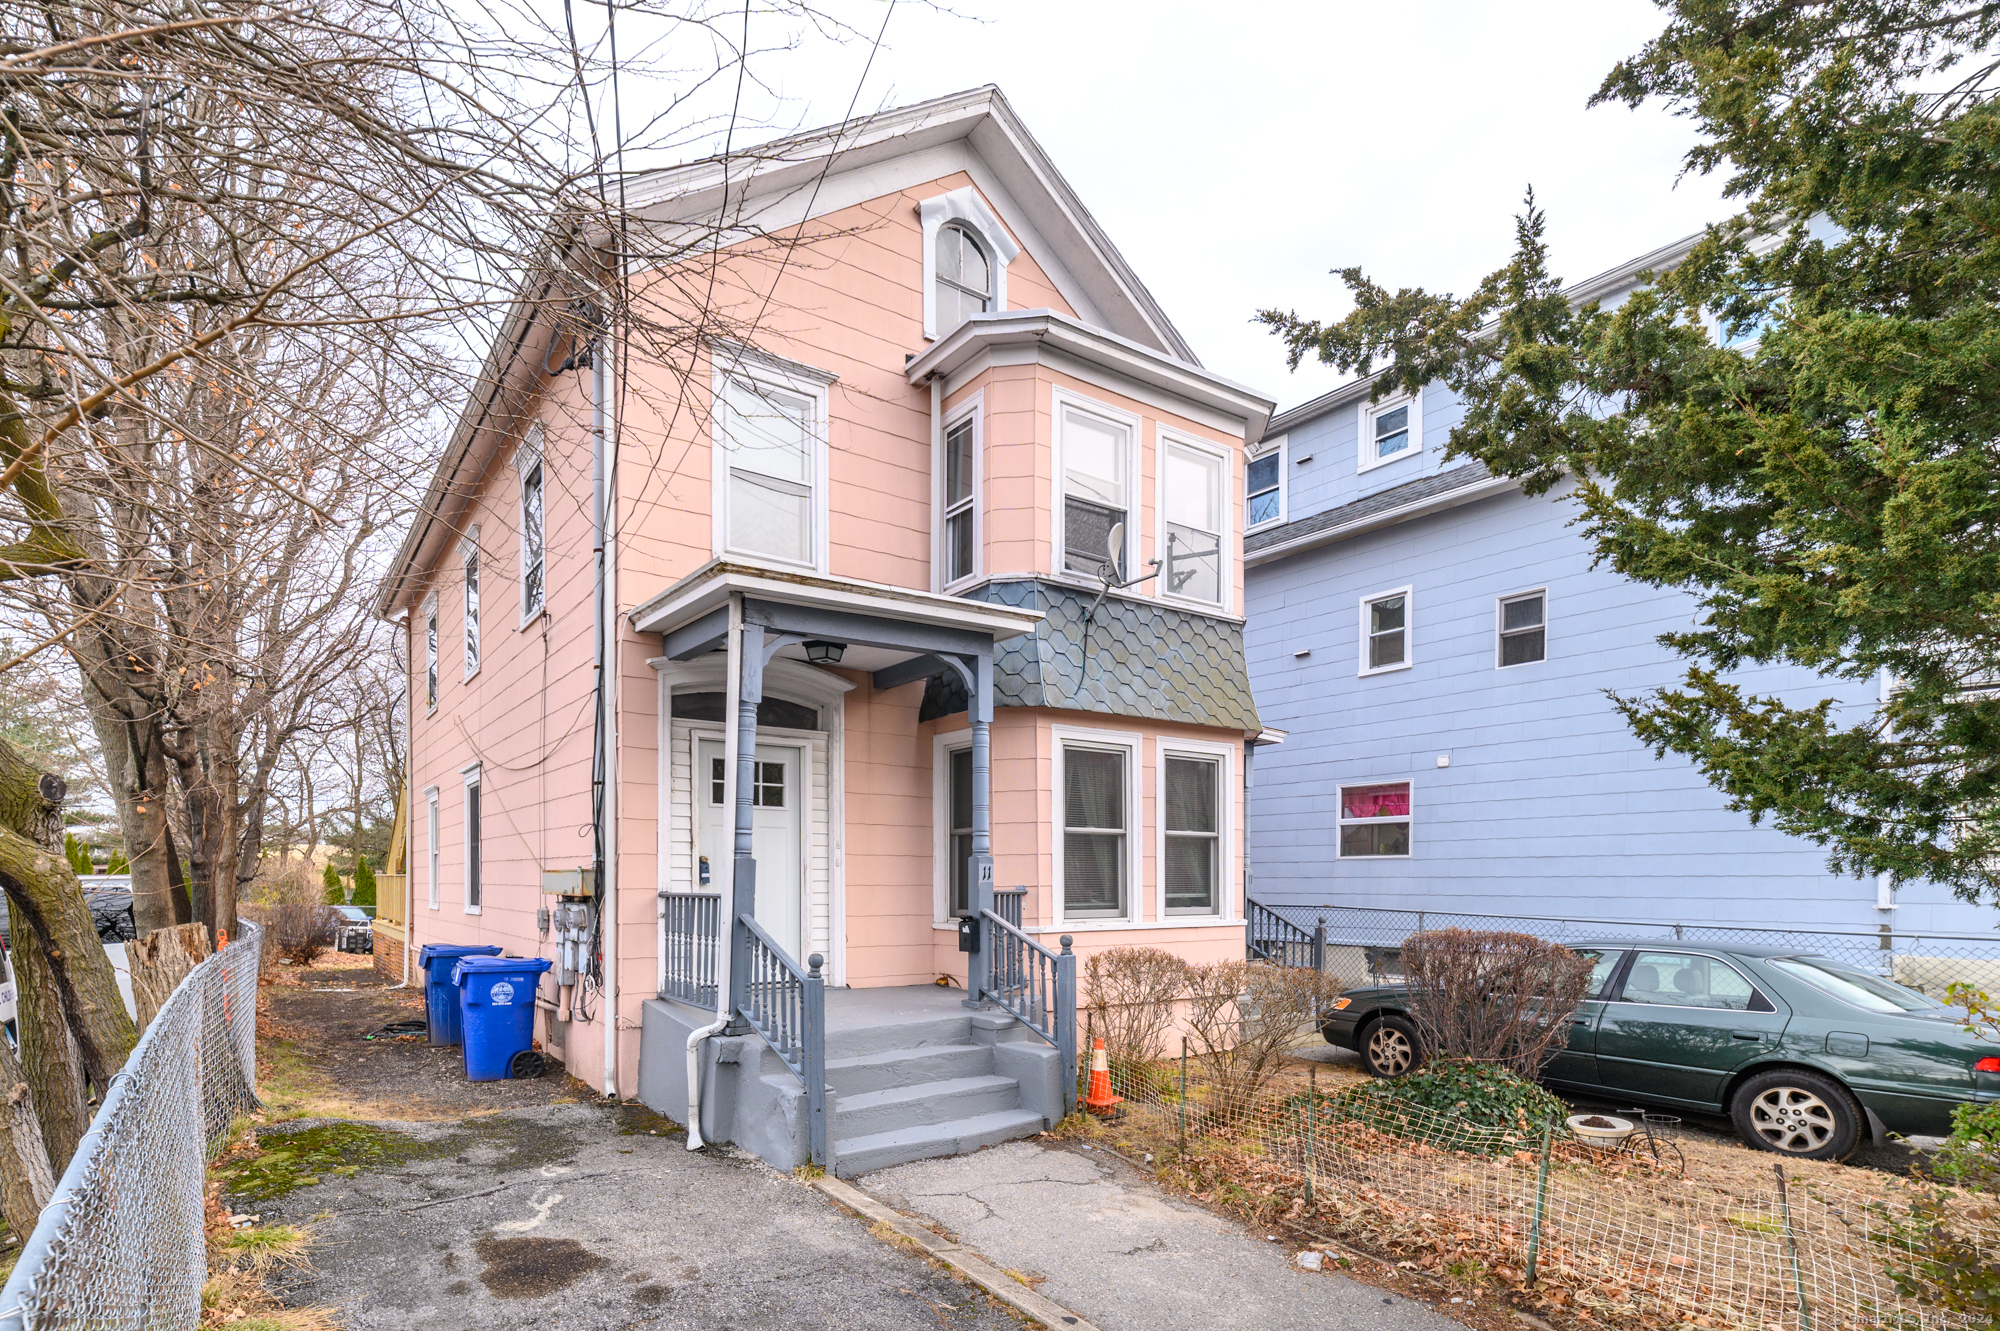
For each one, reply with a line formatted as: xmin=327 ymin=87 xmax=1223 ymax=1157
xmin=862 ymin=1139 xmax=1466 ymax=1331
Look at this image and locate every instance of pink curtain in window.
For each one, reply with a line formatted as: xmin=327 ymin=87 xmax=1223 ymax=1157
xmin=1342 ymin=783 xmax=1410 ymax=819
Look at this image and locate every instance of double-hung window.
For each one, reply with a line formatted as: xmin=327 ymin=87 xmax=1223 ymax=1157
xmin=1361 ymin=395 xmax=1418 ymax=471
xmin=519 ymin=426 xmax=545 ymax=619
xmin=1339 ymin=781 xmax=1410 ymax=857
xmin=1497 ymin=590 xmax=1546 ymax=666
xmin=422 ymin=595 xmax=438 ymax=711
xmin=425 ymin=788 xmax=440 ymax=910
xmin=1359 ymin=587 xmax=1411 ymax=674
xmin=461 ymin=533 xmax=480 ymax=679
xmin=720 ymin=374 xmax=817 ymax=567
xmin=1058 ymin=397 xmax=1134 ymax=579
xmin=1062 ymin=744 xmax=1128 ymax=917
xmin=463 ymin=767 xmax=482 ymax=912
xmin=1161 ymin=435 xmax=1225 ymax=608
xmin=941 ymin=405 xmax=978 ymax=587
xmin=1163 ymin=755 xmax=1221 ymax=914
xmin=1245 ymin=439 xmax=1282 ymax=528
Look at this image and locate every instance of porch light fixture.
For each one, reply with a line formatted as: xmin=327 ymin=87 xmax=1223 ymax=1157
xmin=802 ymin=639 xmax=846 ymax=666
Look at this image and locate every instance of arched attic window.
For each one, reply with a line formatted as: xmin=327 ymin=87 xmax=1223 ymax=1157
xmin=919 ymin=187 xmax=1021 ymax=340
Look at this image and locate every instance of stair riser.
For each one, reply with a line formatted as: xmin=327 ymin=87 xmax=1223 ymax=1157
xmin=833 ymin=1082 xmax=1020 ymax=1137
xmin=825 ymin=1046 xmax=991 ymax=1095
xmin=825 ymin=1014 xmax=976 ymax=1059
xmin=835 ymin=1112 xmax=1045 ymax=1177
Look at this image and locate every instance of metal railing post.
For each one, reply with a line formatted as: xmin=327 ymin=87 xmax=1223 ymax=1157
xmin=1056 ymin=935 xmax=1077 ymax=1115
xmin=1311 ymin=917 xmax=1326 ymax=974
xmin=805 ymin=952 xmax=828 ymax=1172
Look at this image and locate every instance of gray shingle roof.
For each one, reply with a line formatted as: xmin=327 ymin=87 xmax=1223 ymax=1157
xmin=1244 ymin=460 xmax=1499 ymax=559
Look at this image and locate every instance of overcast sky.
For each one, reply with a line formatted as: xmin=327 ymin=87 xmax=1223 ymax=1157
xmin=589 ymin=0 xmax=1734 ymax=410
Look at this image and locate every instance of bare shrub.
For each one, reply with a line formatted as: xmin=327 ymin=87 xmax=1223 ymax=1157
xmin=1084 ymin=947 xmax=1191 ymax=1078
xmin=257 ymin=866 xmax=336 ymax=967
xmin=1185 ymin=961 xmax=1347 ymax=1122
xmin=1400 ymin=929 xmax=1594 ymax=1078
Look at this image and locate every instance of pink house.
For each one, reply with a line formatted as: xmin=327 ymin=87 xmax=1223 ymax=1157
xmin=375 ymin=87 xmax=1274 ymax=1173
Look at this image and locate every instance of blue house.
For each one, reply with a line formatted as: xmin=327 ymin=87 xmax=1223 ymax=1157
xmin=1241 ymin=235 xmax=1991 ymax=938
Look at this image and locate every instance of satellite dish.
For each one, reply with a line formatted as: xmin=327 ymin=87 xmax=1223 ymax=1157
xmin=1104 ymin=522 xmax=1124 ymax=578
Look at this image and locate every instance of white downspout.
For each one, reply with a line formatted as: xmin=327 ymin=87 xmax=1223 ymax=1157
xmin=687 ymin=594 xmax=743 ymax=1148
xmin=929 ymin=374 xmax=943 ymax=589
xmin=598 ymin=301 xmax=621 ymax=1101
xmin=391 ymin=618 xmax=415 ymax=989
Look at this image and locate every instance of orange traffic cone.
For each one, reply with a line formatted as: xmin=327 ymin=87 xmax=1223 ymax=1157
xmin=1083 ymin=1038 xmax=1122 ymax=1116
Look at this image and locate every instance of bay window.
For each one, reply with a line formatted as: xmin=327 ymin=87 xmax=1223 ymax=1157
xmin=941 ymin=407 xmax=978 ymax=587
xmin=1339 ymin=781 xmax=1410 ymax=857
xmin=1058 ymin=397 xmax=1134 ymax=579
xmin=1062 ymin=744 xmax=1127 ymax=917
xmin=1161 ymin=436 xmax=1225 ymax=607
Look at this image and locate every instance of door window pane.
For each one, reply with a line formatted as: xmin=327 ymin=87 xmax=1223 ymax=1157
xmin=1063 ymin=746 xmax=1126 ymax=915
xmin=1165 ymin=756 xmax=1219 ymax=913
xmin=1580 ymin=950 xmax=1620 ymax=998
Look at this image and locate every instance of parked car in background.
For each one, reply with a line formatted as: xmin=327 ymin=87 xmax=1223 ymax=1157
xmin=1319 ymin=939 xmax=2000 ymax=1160
xmin=332 ymin=905 xmax=374 ymax=955
xmin=79 ymin=874 xmax=137 ymax=943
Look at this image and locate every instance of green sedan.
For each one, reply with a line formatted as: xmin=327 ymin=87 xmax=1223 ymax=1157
xmin=1317 ymin=939 xmax=2000 ymax=1160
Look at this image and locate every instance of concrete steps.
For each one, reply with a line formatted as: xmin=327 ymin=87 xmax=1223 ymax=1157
xmin=834 ymin=1107 xmax=1049 ymax=1176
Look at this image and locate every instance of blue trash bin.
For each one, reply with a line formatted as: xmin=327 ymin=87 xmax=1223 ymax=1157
xmin=419 ymin=944 xmax=502 ymax=1045
xmin=452 ymin=956 xmax=553 ymax=1081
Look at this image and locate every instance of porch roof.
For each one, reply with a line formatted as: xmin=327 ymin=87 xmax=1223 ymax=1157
xmin=628 ymin=559 xmax=1043 ymax=650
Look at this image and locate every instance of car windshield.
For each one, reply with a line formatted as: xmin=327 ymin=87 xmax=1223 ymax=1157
xmin=336 ymin=907 xmax=369 ymax=922
xmin=1767 ymin=956 xmax=1942 ymax=1013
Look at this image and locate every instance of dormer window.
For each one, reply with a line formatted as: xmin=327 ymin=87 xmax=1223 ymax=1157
xmin=935 ymin=223 xmax=991 ymax=334
xmin=918 ymin=187 xmax=1020 ymax=341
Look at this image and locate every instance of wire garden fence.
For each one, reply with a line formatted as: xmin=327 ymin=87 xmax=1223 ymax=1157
xmin=1071 ymin=1036 xmax=1994 ymax=1330
xmin=0 ymin=919 xmax=262 ymax=1331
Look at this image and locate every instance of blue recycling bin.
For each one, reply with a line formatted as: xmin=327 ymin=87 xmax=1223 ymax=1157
xmin=453 ymin=955 xmax=553 ymax=1081
xmin=419 ymin=944 xmax=502 ymax=1045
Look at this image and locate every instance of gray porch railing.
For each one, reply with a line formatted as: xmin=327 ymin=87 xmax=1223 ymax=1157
xmin=660 ymin=891 xmax=721 ymax=1008
xmin=1247 ymin=897 xmax=1324 ymax=971
xmin=993 ymin=885 xmax=1025 ymax=931
xmin=736 ymin=913 xmax=828 ymax=1169
xmin=979 ymin=908 xmax=1077 ymax=1115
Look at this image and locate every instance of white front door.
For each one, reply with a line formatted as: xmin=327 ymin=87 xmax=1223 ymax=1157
xmin=696 ymin=737 xmax=804 ymax=961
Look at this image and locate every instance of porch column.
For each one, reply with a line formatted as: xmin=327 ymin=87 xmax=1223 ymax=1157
xmin=728 ymin=622 xmax=764 ymax=1022
xmin=965 ymin=649 xmax=995 ymax=1008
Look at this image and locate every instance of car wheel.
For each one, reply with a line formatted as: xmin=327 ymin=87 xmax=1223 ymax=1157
xmin=1359 ymin=1015 xmax=1424 ymax=1079
xmin=1730 ymin=1069 xmax=1862 ymax=1160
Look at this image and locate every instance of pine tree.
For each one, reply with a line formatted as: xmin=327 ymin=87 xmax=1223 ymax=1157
xmin=323 ymin=861 xmax=345 ymax=905
xmin=61 ymin=833 xmax=92 ymax=876
xmin=1260 ymin=2 xmax=2000 ymax=906
xmin=351 ymin=855 xmax=376 ymax=915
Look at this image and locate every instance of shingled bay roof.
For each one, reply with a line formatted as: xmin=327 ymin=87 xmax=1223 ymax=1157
xmin=1244 ymin=461 xmax=1516 ymax=565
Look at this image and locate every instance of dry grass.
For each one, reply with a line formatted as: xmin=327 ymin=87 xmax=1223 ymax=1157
xmin=202 ymin=1152 xmax=338 ymax=1331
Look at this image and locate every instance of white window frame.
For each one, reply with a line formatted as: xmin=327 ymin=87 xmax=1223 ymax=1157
xmin=424 ymin=787 xmax=440 ymax=910
xmin=421 ymin=593 xmax=438 ymax=713
xmin=1495 ymin=587 xmax=1548 ymax=669
xmin=461 ymin=764 xmax=483 ymax=914
xmin=1051 ymin=724 xmax=1143 ymax=927
xmin=1336 ymin=778 xmax=1413 ymax=859
xmin=1358 ymin=584 xmax=1414 ymax=677
xmin=1245 ymin=432 xmax=1286 ymax=531
xmin=918 ymin=186 xmax=1020 ymax=341
xmin=1358 ymin=388 xmax=1422 ymax=473
xmin=931 ymin=730 xmax=975 ymax=925
xmin=709 ymin=343 xmax=835 ymax=575
xmin=518 ymin=422 xmax=546 ymax=627
xmin=1051 ymin=387 xmax=1142 ymax=587
xmin=1155 ymin=736 xmax=1234 ymax=920
xmin=936 ymin=390 xmax=983 ymax=593
xmin=1154 ymin=425 xmax=1232 ymax=613
xmin=460 ymin=527 xmax=480 ymax=682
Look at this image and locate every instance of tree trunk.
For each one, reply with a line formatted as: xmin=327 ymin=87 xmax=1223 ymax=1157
xmin=0 ymin=739 xmax=138 ymax=1169
xmin=78 ymin=647 xmax=180 ymax=934
xmin=0 ymin=1035 xmax=54 ymax=1241
xmin=127 ymin=923 xmax=210 ymax=1034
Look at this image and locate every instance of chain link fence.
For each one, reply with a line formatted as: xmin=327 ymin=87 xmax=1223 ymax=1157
xmin=1251 ymin=902 xmax=2000 ymax=998
xmin=0 ymin=919 xmax=262 ymax=1331
xmin=1071 ymin=1045 xmax=1994 ymax=1330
